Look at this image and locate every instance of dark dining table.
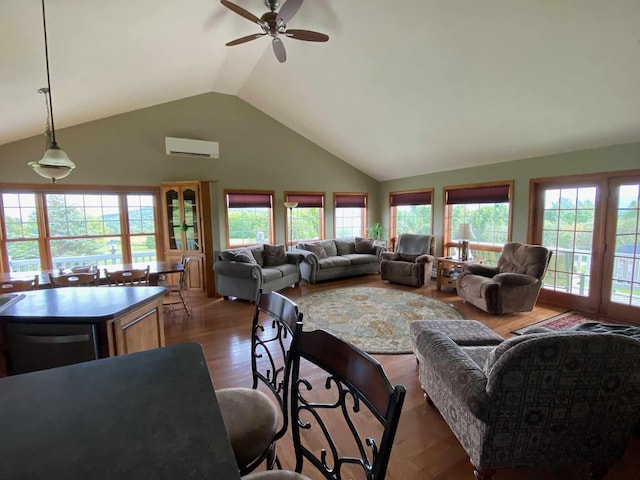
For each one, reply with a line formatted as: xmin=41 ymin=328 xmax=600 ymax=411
xmin=0 ymin=260 xmax=184 ymax=288
xmin=0 ymin=342 xmax=241 ymax=479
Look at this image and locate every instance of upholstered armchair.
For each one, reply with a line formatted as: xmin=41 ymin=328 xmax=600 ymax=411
xmin=380 ymin=234 xmax=435 ymax=287
xmin=411 ymin=322 xmax=640 ymax=480
xmin=456 ymin=242 xmax=552 ymax=314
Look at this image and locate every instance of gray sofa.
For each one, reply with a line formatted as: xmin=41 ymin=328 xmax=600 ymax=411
xmin=214 ymin=244 xmax=302 ymax=302
xmin=295 ymin=238 xmax=385 ymax=284
xmin=409 ymin=319 xmax=640 ymax=480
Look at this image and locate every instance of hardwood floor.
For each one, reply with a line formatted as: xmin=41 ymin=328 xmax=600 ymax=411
xmin=165 ymin=276 xmax=640 ymax=480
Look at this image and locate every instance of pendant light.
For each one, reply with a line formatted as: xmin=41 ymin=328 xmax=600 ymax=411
xmin=28 ymin=0 xmax=75 ymax=183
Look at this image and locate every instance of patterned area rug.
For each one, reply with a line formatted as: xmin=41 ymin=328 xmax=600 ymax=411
xmin=295 ymin=287 xmax=464 ymax=354
xmin=512 ymin=310 xmax=603 ymax=335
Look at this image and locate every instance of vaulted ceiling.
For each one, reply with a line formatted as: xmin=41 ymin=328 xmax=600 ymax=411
xmin=1 ymin=0 xmax=639 ymax=181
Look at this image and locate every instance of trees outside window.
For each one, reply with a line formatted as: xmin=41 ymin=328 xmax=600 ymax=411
xmin=1 ymin=189 xmax=159 ymax=273
xmin=225 ymin=191 xmax=274 ymax=247
xmin=444 ymin=182 xmax=512 ymax=263
xmin=334 ymin=193 xmax=367 ymax=238
xmin=389 ymin=189 xmax=433 ymax=239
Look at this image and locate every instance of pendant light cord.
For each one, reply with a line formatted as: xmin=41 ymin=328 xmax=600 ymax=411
xmin=41 ymin=0 xmax=58 ymax=147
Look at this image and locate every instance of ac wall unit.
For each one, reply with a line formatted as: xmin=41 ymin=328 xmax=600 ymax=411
xmin=165 ymin=137 xmax=219 ymax=159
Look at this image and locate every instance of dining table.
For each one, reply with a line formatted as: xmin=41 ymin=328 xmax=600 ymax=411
xmin=0 ymin=342 xmax=241 ymax=479
xmin=0 ymin=260 xmax=184 ymax=288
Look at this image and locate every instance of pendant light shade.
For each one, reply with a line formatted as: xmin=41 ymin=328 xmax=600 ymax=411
xmin=28 ymin=0 xmax=75 ymax=183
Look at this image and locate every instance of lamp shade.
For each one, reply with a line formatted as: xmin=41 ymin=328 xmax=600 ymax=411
xmin=283 ymin=201 xmax=298 ymax=209
xmin=456 ymin=223 xmax=476 ymax=240
xmin=28 ymin=145 xmax=76 ymax=183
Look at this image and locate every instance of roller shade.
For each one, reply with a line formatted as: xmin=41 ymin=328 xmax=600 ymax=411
xmin=390 ymin=191 xmax=432 ymax=206
xmin=335 ymin=194 xmax=366 ymax=208
xmin=446 ymin=185 xmax=510 ymax=205
xmin=286 ymin=194 xmax=324 ymax=208
xmin=227 ymin=193 xmax=273 ymax=208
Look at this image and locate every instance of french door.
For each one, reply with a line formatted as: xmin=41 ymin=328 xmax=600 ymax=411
xmin=531 ymin=171 xmax=640 ymax=324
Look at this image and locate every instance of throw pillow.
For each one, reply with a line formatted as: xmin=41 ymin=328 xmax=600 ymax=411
xmin=233 ymin=248 xmax=257 ymax=264
xmin=305 ymin=243 xmax=327 ymax=259
xmin=355 ymin=237 xmax=376 ymax=254
xmin=263 ymin=244 xmax=287 ymax=266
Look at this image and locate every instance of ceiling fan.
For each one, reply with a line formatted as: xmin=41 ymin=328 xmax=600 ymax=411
xmin=221 ymin=0 xmax=329 ymax=63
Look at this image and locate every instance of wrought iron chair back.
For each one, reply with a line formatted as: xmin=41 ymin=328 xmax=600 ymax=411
xmin=251 ymin=290 xmax=303 ymax=442
xmin=290 ymin=329 xmax=406 ymax=480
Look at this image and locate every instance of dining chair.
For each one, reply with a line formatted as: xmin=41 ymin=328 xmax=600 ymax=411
xmin=242 ymin=471 xmax=310 ymax=480
xmin=289 ymin=329 xmax=406 ymax=480
xmin=0 ymin=276 xmax=39 ymax=292
xmin=160 ymin=257 xmax=191 ymax=315
xmin=217 ymin=290 xmax=303 ymax=475
xmin=48 ymin=271 xmax=99 ymax=287
xmin=104 ymin=266 xmax=150 ymax=286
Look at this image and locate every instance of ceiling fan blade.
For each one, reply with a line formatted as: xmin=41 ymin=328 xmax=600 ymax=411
xmin=284 ymin=29 xmax=329 ymax=42
xmin=272 ymin=37 xmax=287 ymax=63
xmin=220 ymin=0 xmax=260 ymax=24
xmin=225 ymin=33 xmax=266 ymax=46
xmin=277 ymin=0 xmax=303 ymax=24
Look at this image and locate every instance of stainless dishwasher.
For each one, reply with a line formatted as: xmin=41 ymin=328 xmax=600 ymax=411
xmin=6 ymin=322 xmax=99 ymax=375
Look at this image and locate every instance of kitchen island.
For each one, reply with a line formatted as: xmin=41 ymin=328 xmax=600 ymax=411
xmin=0 ymin=286 xmax=166 ymax=375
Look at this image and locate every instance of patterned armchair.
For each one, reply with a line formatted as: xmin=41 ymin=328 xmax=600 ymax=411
xmin=412 ymin=323 xmax=640 ymax=479
xmin=380 ymin=234 xmax=435 ymax=287
xmin=456 ymin=242 xmax=552 ymax=314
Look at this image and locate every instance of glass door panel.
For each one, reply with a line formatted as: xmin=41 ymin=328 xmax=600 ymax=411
xmin=165 ymin=189 xmax=180 ymax=251
xmin=182 ymin=188 xmax=199 ymax=251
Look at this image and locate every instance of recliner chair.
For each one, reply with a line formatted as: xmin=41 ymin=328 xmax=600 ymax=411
xmin=456 ymin=242 xmax=552 ymax=314
xmin=380 ymin=233 xmax=435 ymax=287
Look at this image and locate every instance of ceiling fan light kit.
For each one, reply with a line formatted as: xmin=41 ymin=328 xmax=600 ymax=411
xmin=221 ymin=0 xmax=328 ymax=63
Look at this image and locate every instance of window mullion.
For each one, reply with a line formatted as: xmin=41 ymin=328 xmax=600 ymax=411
xmin=38 ymin=193 xmax=53 ymax=271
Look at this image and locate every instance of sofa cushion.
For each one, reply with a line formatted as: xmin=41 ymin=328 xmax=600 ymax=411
xmin=318 ymin=256 xmax=351 ymax=269
xmin=263 ymin=244 xmax=287 ymax=266
xmin=343 ymin=253 xmax=379 ymax=266
xmin=334 ymin=239 xmax=356 ymax=255
xmin=319 ymin=239 xmax=338 ymax=257
xmin=271 ymin=263 xmax=298 ymax=277
xmin=233 ymin=248 xmax=258 ymax=264
xmin=305 ymin=243 xmax=328 ymax=259
xmin=355 ymin=236 xmax=376 ymax=254
xmin=262 ymin=267 xmax=284 ymax=282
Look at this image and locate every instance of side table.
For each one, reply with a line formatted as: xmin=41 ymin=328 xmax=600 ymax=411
xmin=436 ymin=257 xmax=483 ymax=292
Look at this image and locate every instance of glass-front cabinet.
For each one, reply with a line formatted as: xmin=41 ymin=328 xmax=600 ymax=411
xmin=161 ymin=181 xmax=214 ymax=297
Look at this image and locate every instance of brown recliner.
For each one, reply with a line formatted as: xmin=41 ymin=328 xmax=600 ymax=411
xmin=380 ymin=234 xmax=435 ymax=287
xmin=456 ymin=242 xmax=552 ymax=314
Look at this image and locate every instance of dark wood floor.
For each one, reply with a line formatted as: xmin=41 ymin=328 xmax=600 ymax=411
xmin=165 ymin=276 xmax=640 ymax=480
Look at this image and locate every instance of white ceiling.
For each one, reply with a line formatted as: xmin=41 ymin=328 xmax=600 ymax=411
xmin=2 ymin=0 xmax=639 ymax=181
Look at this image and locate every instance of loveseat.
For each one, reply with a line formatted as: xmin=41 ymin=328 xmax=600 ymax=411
xmin=295 ymin=237 xmax=385 ymax=284
xmin=409 ymin=319 xmax=640 ymax=479
xmin=214 ymin=244 xmax=302 ymax=302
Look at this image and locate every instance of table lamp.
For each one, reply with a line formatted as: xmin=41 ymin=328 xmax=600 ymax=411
xmin=283 ymin=201 xmax=298 ymax=251
xmin=456 ymin=223 xmax=476 ymax=261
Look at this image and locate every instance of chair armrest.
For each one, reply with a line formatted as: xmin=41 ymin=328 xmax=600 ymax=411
xmin=294 ymin=248 xmax=319 ymax=267
xmin=414 ymin=330 xmax=491 ymax=421
xmin=493 ymin=273 xmax=538 ymax=287
xmin=373 ymin=244 xmax=387 ymax=260
xmin=213 ymin=261 xmax=262 ymax=279
xmin=415 ymin=254 xmax=434 ymax=264
xmin=381 ymin=252 xmax=400 ymax=261
xmin=464 ymin=264 xmax=499 ymax=277
xmin=285 ymin=252 xmax=304 ymax=266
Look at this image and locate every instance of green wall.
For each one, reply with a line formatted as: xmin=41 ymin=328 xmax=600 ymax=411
xmin=1 ymin=91 xmax=638 ymax=254
xmin=378 ymin=142 xmax=640 ymax=255
xmin=0 ymin=93 xmax=378 ymax=252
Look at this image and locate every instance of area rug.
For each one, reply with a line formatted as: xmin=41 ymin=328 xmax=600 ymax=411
xmin=295 ymin=287 xmax=464 ymax=354
xmin=512 ymin=310 xmax=605 ymax=335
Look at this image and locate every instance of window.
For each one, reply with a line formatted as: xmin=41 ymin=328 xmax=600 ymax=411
xmin=443 ymin=182 xmax=512 ymax=263
xmin=225 ymin=191 xmax=274 ymax=247
xmin=284 ymin=192 xmax=325 ymax=248
xmin=0 ymin=188 xmax=159 ymax=273
xmin=389 ymin=189 xmax=433 ymax=238
xmin=334 ymin=193 xmax=367 ymax=238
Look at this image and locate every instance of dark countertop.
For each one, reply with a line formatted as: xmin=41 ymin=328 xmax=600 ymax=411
xmin=0 ymin=286 xmax=166 ymax=323
xmin=0 ymin=342 xmax=241 ymax=480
